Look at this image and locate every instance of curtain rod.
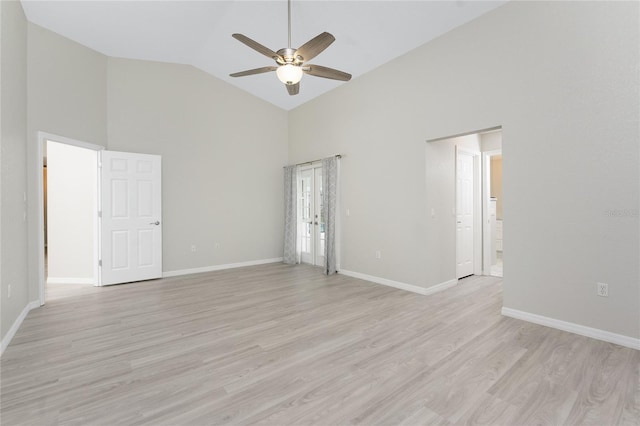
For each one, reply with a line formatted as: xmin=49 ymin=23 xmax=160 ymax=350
xmin=284 ymin=154 xmax=342 ymax=168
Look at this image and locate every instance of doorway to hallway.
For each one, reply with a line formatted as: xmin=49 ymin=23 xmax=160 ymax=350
xmin=426 ymin=127 xmax=503 ymax=282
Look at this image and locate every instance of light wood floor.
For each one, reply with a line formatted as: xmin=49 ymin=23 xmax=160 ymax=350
xmin=1 ymin=263 xmax=638 ymax=425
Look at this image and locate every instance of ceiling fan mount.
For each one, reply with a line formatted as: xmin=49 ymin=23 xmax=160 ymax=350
xmin=275 ymin=48 xmax=303 ymax=66
xmin=229 ymin=0 xmax=351 ymax=95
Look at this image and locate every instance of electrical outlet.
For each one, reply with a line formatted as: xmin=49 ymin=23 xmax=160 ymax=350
xmin=7 ymin=284 xmax=11 ymax=299
xmin=375 ymin=250 xmax=382 ymax=259
xmin=597 ymin=282 xmax=608 ymax=297
xmin=191 ymin=245 xmax=197 ymax=252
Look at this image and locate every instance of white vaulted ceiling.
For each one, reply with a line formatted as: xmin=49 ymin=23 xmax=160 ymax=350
xmin=21 ymin=0 xmax=507 ymax=110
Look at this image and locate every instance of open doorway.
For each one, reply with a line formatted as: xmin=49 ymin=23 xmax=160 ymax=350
xmin=426 ymin=127 xmax=503 ymax=283
xmin=38 ymin=132 xmax=164 ymax=304
xmin=426 ymin=133 xmax=483 ymax=281
xmin=37 ymin=133 xmax=103 ymax=305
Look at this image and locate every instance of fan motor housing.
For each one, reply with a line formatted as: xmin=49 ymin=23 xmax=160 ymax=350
xmin=276 ymin=48 xmax=303 ymax=65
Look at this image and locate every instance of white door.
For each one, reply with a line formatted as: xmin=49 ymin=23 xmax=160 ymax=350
xmin=299 ymin=166 xmax=324 ymax=266
xmin=456 ymin=149 xmax=474 ymax=279
xmin=100 ymin=150 xmax=162 ymax=285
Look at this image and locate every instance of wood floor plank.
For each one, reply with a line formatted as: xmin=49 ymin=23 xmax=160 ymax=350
xmin=1 ymin=263 xmax=638 ymax=425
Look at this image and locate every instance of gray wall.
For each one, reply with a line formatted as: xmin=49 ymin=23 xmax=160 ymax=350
xmin=1 ymin=0 xmax=30 ymax=342
xmin=6 ymin=1 xmax=638 ymax=347
xmin=289 ymin=1 xmax=639 ymax=339
xmin=107 ymin=58 xmax=288 ymax=272
xmin=26 ymin=23 xmax=108 ymax=307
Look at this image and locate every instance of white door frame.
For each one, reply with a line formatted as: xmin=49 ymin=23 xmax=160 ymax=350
xmin=455 ymin=146 xmax=482 ymax=278
xmin=482 ymin=149 xmax=502 ymax=275
xmin=37 ymin=132 xmax=104 ymax=306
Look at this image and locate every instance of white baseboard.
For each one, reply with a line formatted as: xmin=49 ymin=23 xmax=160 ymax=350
xmin=163 ymin=258 xmax=284 ymax=278
xmin=339 ymin=269 xmax=457 ymax=296
xmin=502 ymin=307 xmax=640 ymax=350
xmin=1 ymin=300 xmax=40 ymax=356
xmin=47 ymin=277 xmax=94 ymax=285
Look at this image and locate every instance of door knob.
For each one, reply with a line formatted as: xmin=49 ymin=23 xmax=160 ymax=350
xmin=150 ymin=221 xmax=160 ymax=225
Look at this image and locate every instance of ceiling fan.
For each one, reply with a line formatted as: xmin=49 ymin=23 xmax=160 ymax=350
xmin=229 ymin=0 xmax=352 ymax=96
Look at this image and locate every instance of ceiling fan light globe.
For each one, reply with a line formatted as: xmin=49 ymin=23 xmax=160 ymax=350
xmin=276 ymin=64 xmax=303 ymax=85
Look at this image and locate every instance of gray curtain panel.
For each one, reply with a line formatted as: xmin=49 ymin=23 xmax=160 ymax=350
xmin=321 ymin=157 xmax=338 ymax=275
xmin=283 ymin=165 xmax=298 ymax=264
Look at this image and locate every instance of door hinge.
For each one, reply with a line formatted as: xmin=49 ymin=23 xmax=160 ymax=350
xmin=98 ymin=259 xmax=102 ymax=267
xmin=98 ymin=211 xmax=102 ymax=218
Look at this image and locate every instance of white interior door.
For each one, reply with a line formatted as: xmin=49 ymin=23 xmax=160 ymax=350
xmin=299 ymin=165 xmax=324 ymax=266
xmin=100 ymin=150 xmax=162 ymax=285
xmin=456 ymin=149 xmax=474 ymax=279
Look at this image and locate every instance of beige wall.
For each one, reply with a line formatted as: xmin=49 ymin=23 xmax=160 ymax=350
xmin=289 ymin=1 xmax=639 ymax=339
xmin=107 ymin=58 xmax=288 ymax=272
xmin=1 ymin=0 xmax=30 ymax=344
xmin=46 ymin=141 xmax=97 ymax=283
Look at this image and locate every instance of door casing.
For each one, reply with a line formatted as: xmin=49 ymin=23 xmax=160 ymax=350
xmin=482 ymin=149 xmax=502 ymax=275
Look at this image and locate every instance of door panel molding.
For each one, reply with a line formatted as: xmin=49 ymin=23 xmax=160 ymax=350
xmin=456 ymin=147 xmax=479 ymax=279
xmin=100 ymin=150 xmax=162 ymax=285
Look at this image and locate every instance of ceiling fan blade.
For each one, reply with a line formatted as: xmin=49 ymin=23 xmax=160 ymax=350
xmin=286 ymin=82 xmax=300 ymax=96
xmin=230 ymin=66 xmax=277 ymax=78
xmin=304 ymin=64 xmax=352 ymax=81
xmin=294 ymin=32 xmax=335 ymax=63
xmin=232 ymin=33 xmax=281 ymax=61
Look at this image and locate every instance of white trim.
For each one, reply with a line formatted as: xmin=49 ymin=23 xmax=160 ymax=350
xmin=502 ymin=307 xmax=640 ymax=350
xmin=339 ymin=269 xmax=458 ymax=296
xmin=162 ymin=258 xmax=284 ymax=278
xmin=46 ymin=277 xmax=94 ymax=285
xmin=1 ymin=300 xmax=40 ymax=356
xmin=37 ymin=132 xmax=105 ymax=305
xmin=482 ymin=149 xmax=502 ymax=275
xmin=335 ymin=158 xmax=341 ymax=272
xmin=422 ymin=278 xmax=459 ymax=295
